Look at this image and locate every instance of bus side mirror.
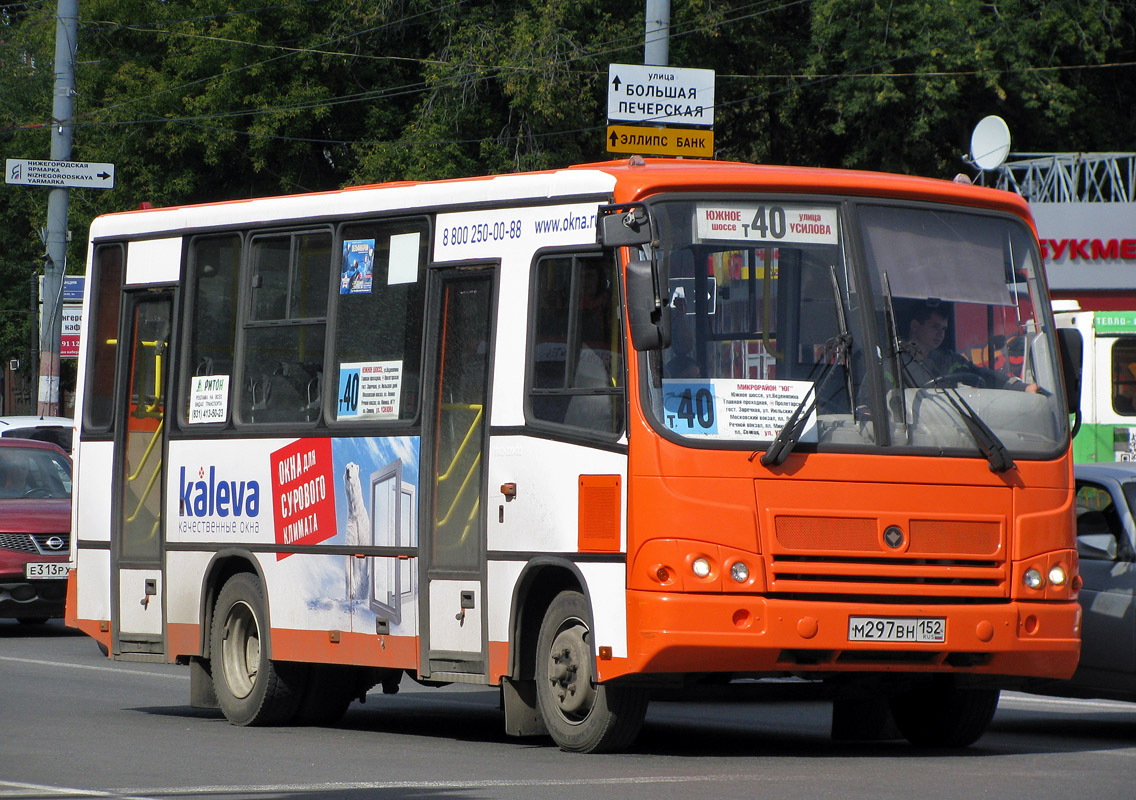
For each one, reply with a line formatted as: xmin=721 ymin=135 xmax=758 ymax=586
xmin=598 ymin=204 xmax=652 ymax=247
xmin=1057 ymin=327 xmax=1082 ymax=415
xmin=626 ymin=258 xmax=670 ymax=351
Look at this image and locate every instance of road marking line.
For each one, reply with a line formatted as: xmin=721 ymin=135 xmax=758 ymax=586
xmin=1000 ymin=693 xmax=1135 ymax=712
xmin=116 ymin=775 xmax=771 ymax=795
xmin=0 ymin=780 xmax=160 ymax=800
xmin=2 ymin=776 xmax=772 ymax=799
xmin=0 ymin=656 xmax=187 ymax=680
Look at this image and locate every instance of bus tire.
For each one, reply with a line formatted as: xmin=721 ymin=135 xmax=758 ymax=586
xmin=294 ymin=665 xmax=369 ymax=725
xmin=534 ymin=590 xmax=648 ymax=753
xmin=889 ymin=678 xmax=1000 ymax=748
xmin=210 ymin=573 xmax=304 ymax=726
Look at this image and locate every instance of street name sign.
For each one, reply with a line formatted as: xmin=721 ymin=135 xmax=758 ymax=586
xmin=63 ymin=275 xmax=86 ymax=304
xmin=606 ymin=125 xmax=714 ymax=158
xmin=6 ymin=158 xmax=116 ymax=189
xmin=607 ymin=63 xmax=715 ymax=127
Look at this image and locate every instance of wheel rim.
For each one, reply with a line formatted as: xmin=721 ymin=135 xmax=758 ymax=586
xmin=220 ymin=600 xmax=260 ymax=699
xmin=545 ymin=616 xmax=597 ymax=724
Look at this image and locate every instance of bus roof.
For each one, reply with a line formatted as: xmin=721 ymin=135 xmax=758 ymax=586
xmin=571 ymin=158 xmax=1031 ymax=215
xmin=88 ymin=158 xmax=1033 ymax=240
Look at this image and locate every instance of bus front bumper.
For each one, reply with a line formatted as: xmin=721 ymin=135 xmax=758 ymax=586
xmin=605 ymin=590 xmax=1081 ymax=682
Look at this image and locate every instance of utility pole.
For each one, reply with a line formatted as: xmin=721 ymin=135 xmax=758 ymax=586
xmin=644 ymin=0 xmax=670 ymax=67
xmin=40 ymin=0 xmax=79 ymax=416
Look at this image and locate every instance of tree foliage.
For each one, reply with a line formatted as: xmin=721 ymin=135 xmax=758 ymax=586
xmin=1 ymin=0 xmax=1133 ymax=385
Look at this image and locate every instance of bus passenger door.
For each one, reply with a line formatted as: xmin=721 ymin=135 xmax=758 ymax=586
xmin=112 ymin=291 xmax=173 ymax=657
xmin=419 ymin=266 xmax=495 ymax=680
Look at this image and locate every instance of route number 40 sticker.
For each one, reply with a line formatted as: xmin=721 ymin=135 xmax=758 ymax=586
xmin=662 ymin=379 xmax=817 ymax=442
xmin=695 ymin=204 xmax=839 ymax=246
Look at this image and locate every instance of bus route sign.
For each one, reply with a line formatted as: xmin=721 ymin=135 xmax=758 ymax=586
xmin=6 ymin=158 xmax=116 ymax=189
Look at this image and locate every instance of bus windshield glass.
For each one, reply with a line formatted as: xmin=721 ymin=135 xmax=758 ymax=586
xmin=642 ymin=197 xmax=1068 ymax=459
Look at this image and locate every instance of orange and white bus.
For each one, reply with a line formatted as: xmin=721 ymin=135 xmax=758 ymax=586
xmin=67 ymin=158 xmax=1081 ymax=752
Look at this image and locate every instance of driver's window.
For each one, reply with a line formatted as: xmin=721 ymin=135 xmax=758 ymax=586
xmin=893 ymin=298 xmax=1031 ymax=391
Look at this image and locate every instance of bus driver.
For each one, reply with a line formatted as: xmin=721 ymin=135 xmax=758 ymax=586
xmin=905 ymin=300 xmax=1036 ymax=392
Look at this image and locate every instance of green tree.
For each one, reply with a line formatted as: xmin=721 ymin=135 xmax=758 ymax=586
xmin=1 ymin=0 xmax=1134 ymax=404
xmin=0 ymin=2 xmax=56 ymax=386
xmin=781 ymin=0 xmax=1135 ymax=175
xmin=353 ymin=0 xmax=641 ymax=181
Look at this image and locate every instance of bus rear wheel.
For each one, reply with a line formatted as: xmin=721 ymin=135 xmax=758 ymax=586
xmin=210 ymin=573 xmax=304 ymax=726
xmin=294 ymin=665 xmax=371 ymax=725
xmin=889 ymin=677 xmax=1000 ymax=747
xmin=535 ymin=590 xmax=648 ymax=753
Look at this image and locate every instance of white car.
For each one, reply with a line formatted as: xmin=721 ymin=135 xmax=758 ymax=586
xmin=0 ymin=416 xmax=74 ymax=454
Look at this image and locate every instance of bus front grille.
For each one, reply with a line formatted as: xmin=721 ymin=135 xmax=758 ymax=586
xmin=769 ymin=516 xmax=1008 ymax=598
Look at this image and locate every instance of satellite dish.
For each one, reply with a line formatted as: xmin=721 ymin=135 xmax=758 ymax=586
xmin=970 ymin=115 xmax=1011 ymax=170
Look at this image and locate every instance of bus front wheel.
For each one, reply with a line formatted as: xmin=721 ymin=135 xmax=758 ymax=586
xmin=889 ymin=677 xmax=1000 ymax=747
xmin=534 ymin=590 xmax=648 ymax=753
xmin=210 ymin=572 xmax=305 ymax=726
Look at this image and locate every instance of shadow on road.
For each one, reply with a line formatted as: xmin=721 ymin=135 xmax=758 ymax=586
xmin=0 ymin=618 xmax=83 ymax=638
xmin=128 ymin=677 xmax=1136 ymax=762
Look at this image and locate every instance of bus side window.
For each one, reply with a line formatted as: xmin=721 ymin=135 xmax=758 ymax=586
xmin=527 ymin=253 xmax=624 ymax=436
xmin=238 ymin=230 xmax=330 ymax=425
xmin=182 ymin=234 xmax=241 ymax=426
xmin=85 ymin=244 xmax=124 ymax=432
xmin=331 ymin=220 xmax=428 ymax=424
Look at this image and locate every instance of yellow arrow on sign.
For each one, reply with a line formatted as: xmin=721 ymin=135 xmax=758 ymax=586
xmin=606 ymin=125 xmax=714 ymax=158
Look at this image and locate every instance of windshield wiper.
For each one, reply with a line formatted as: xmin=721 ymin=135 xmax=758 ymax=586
xmin=881 ymin=274 xmax=910 ymax=443
xmin=901 ymin=356 xmax=1016 ymax=473
xmin=882 ymin=275 xmax=1013 ymax=473
xmin=760 ymin=267 xmax=852 ymax=467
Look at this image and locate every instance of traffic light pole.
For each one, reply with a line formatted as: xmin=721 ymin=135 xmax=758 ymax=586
xmin=39 ymin=0 xmax=79 ymax=417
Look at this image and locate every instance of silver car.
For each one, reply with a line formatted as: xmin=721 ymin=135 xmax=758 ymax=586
xmin=1038 ymin=462 xmax=1136 ymax=701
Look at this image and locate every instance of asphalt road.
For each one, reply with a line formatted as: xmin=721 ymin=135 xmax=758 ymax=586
xmin=2 ymin=619 xmax=1134 ymax=800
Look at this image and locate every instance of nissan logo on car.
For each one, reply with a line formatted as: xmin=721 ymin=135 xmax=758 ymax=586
xmin=45 ymin=536 xmax=65 ymax=551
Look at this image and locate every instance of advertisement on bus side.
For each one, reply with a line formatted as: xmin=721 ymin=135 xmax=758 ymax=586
xmin=168 ymin=435 xmax=420 ymax=634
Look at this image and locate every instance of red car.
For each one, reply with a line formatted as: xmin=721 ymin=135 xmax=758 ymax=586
xmin=0 ymin=439 xmax=73 ymax=624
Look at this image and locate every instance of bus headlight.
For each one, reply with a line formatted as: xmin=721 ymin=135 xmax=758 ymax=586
xmin=1023 ymin=568 xmax=1044 ymax=590
xmin=692 ymin=557 xmax=711 ymax=578
xmin=730 ymin=562 xmax=750 ymax=583
xmin=1047 ymin=565 xmax=1068 ymax=587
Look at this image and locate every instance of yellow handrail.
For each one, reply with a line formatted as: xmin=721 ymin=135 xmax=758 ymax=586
xmin=456 ymin=496 xmax=480 ymax=546
xmin=437 ymin=403 xmax=482 ymax=484
xmin=126 ymin=418 xmax=164 ymax=483
xmin=126 ymin=456 xmax=163 ymax=525
xmin=437 ymin=452 xmax=481 ymax=528
xmin=137 ymin=339 xmax=164 ymax=416
xmin=435 ymin=402 xmax=484 ymax=548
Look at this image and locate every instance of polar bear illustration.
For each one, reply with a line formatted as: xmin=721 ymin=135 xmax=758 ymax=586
xmin=343 ymin=462 xmax=370 ymax=603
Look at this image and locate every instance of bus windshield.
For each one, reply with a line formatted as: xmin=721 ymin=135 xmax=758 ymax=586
xmin=642 ymin=197 xmax=1068 ymax=459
